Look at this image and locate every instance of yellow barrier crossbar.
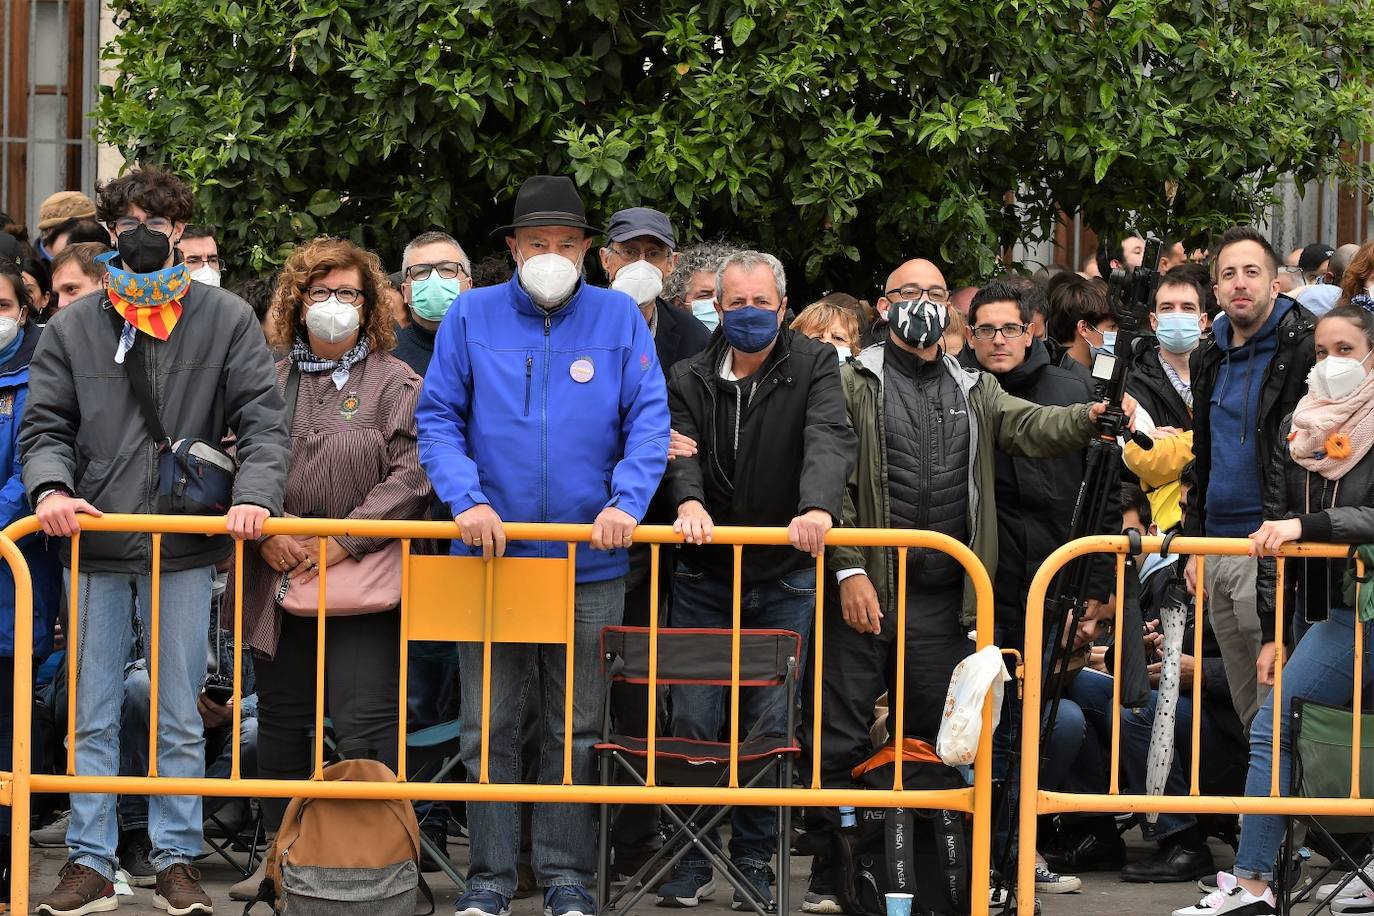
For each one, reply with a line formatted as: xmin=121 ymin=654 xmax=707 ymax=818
xmin=1018 ymin=534 xmax=1374 ymax=914
xmin=0 ymin=514 xmax=997 ymax=915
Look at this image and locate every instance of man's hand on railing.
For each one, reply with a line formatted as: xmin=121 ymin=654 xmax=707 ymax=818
xmin=226 ymin=504 xmax=270 ymax=540
xmin=457 ymin=504 xmax=506 ymax=561
xmin=673 ymin=499 xmax=714 ymax=545
xmin=591 ymin=506 xmax=636 ymax=551
xmin=788 ymin=508 xmax=832 ymax=557
xmin=36 ymin=492 xmax=102 ymax=537
xmin=839 ymin=574 xmax=882 ymax=634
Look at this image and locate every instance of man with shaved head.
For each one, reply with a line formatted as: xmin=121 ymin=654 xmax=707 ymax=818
xmin=800 ymin=256 xmax=1130 ymax=912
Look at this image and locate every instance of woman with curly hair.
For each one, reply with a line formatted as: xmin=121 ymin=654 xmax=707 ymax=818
xmin=245 ymin=236 xmax=432 ymax=838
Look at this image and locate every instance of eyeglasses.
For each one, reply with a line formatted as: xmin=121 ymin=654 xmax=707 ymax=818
xmin=609 ymin=245 xmax=671 ymax=264
xmin=883 ymin=284 xmax=950 ymax=304
xmin=405 ymin=261 xmax=468 ymax=282
xmin=183 ymin=254 xmax=225 ymax=271
xmin=112 ymin=216 xmax=173 ymax=236
xmin=305 ymin=285 xmax=364 ymax=304
xmin=970 ymin=323 xmax=1029 ymax=340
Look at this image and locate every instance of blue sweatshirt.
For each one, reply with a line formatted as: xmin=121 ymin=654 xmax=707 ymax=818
xmin=1204 ymin=299 xmax=1290 ymax=536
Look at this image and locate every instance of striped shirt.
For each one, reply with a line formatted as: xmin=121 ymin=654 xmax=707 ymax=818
xmin=241 ymin=350 xmax=433 ymax=657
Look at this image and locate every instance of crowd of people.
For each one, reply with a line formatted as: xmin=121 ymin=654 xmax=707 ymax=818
xmin=0 ymin=166 xmax=1368 ymax=916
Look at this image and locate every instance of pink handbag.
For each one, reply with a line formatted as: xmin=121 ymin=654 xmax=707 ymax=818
xmin=276 ymin=541 xmax=403 ymax=616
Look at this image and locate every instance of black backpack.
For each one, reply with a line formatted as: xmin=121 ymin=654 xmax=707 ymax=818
xmin=833 ymin=741 xmax=970 ymax=916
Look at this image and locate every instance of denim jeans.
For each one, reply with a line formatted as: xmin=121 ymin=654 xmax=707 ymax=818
xmin=459 ymin=577 xmax=624 ymax=896
xmin=669 ymin=563 xmax=814 ymax=870
xmin=64 ymin=566 xmax=215 ymax=881
xmin=119 ymin=659 xmax=259 ymax=829
xmin=1233 ymin=607 xmax=1374 ymax=881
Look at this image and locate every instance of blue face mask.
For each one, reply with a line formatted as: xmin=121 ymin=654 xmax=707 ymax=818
xmin=1155 ymin=312 xmax=1201 ymax=355
xmin=1089 ymin=326 xmax=1117 ymax=361
xmin=722 ymin=304 xmax=781 ymax=353
xmin=690 ymin=298 xmax=720 ymax=333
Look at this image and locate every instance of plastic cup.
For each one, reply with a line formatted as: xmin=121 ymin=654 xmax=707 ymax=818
xmin=885 ymin=892 xmax=914 ymax=916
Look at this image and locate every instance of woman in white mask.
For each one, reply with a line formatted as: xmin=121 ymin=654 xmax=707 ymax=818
xmin=1179 ymin=303 xmax=1374 ymax=916
xmin=789 ymin=299 xmax=861 ymax=362
xmin=237 ymin=236 xmax=433 ymax=890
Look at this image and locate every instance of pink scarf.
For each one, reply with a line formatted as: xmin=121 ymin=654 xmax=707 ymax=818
xmin=1289 ymin=370 xmax=1374 ymax=478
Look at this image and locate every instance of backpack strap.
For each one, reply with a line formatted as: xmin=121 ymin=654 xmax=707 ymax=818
xmin=933 ymin=808 xmax=967 ymax=912
xmin=885 ymin=808 xmax=918 ymax=900
xmin=105 ymin=302 xmax=171 ymax=451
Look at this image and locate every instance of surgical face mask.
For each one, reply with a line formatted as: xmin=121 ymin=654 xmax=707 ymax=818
xmin=834 ymin=342 xmax=851 ymax=364
xmin=1309 ymin=351 xmax=1373 ymax=401
xmin=1155 ymin=312 xmax=1201 ymax=355
xmin=1365 ymin=281 xmax=1374 ymax=300
xmin=304 ymin=296 xmax=361 ymax=344
xmin=690 ymin=298 xmax=719 ymax=332
xmin=887 ymin=298 xmax=948 ymax=350
xmin=1088 ymin=325 xmax=1117 ymax=360
xmin=0 ymin=316 xmax=20 ymax=351
xmin=189 ymin=264 xmax=221 ymax=288
xmin=518 ymin=251 xmax=580 ymax=308
xmin=410 ymin=274 xmax=461 ymax=322
xmin=722 ymin=304 xmax=781 ymax=353
xmin=611 ymin=260 xmax=663 ymax=306
xmin=116 ymin=224 xmax=172 ymax=275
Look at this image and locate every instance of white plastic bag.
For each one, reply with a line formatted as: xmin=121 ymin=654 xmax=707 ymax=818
xmin=936 ymin=645 xmax=1011 ymax=766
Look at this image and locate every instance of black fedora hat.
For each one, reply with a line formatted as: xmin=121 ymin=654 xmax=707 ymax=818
xmin=493 ymin=175 xmax=602 ymax=237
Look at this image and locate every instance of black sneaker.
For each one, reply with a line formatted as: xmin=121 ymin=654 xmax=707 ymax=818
xmin=731 ymin=862 xmax=775 ymax=912
xmin=419 ymin=824 xmax=448 ymax=874
xmin=802 ymin=864 xmax=841 ymax=914
xmin=117 ymin=827 xmax=158 ymax=888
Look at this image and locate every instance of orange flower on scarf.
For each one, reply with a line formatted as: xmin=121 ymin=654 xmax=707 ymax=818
xmin=1326 ymin=433 xmax=1352 ymax=459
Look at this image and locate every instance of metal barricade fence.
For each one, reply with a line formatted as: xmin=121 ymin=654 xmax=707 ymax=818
xmin=1017 ymin=535 xmax=1372 ymax=914
xmin=0 ymin=514 xmax=997 ymax=915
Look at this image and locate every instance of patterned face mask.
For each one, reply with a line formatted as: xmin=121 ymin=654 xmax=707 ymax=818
xmin=888 ymin=298 xmax=949 ymax=349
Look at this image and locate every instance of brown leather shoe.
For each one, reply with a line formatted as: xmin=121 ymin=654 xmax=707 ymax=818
xmin=154 ymin=863 xmax=213 ymax=914
xmin=35 ymin=861 xmax=118 ymax=915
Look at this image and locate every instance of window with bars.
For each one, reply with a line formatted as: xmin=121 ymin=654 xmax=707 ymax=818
xmin=0 ymin=0 xmax=99 ymax=231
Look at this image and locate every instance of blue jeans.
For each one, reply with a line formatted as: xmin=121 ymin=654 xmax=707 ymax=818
xmin=65 ymin=566 xmax=215 ymax=881
xmin=459 ymin=577 xmax=624 ymax=896
xmin=669 ymin=564 xmax=814 ymax=869
xmin=1234 ymin=607 xmax=1374 ymax=881
xmin=119 ymin=660 xmax=259 ymax=829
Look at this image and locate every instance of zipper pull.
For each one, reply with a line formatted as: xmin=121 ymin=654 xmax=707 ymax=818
xmin=544 ymin=314 xmax=552 ymax=335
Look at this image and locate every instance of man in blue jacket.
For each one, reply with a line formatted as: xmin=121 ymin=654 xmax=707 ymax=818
xmin=416 ymin=175 xmax=670 ymax=916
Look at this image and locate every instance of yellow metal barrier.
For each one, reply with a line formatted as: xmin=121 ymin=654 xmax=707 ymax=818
xmin=1017 ymin=535 xmax=1374 ymax=913
xmin=0 ymin=514 xmax=997 ymax=914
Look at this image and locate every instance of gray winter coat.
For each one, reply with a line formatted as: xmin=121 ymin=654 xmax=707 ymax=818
xmin=18 ymin=283 xmax=288 ymax=572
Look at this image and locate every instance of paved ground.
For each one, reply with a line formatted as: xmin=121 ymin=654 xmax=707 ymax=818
xmin=18 ymin=826 xmax=1327 ymax=915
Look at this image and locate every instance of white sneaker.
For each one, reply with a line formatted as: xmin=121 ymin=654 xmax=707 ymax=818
xmin=1034 ymin=864 xmax=1081 ymax=894
xmin=1173 ymin=873 xmax=1277 ymax=916
xmin=1334 ymin=892 xmax=1374 ymax=915
xmin=1323 ymin=871 xmax=1374 ymax=901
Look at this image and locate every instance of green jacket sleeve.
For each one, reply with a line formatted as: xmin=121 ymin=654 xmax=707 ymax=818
xmin=828 ymin=367 xmax=868 ymax=574
xmin=980 ymin=376 xmax=1098 ymax=457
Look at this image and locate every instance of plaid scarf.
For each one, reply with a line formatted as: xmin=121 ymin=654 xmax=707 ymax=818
xmin=289 ymin=336 xmax=370 ymax=390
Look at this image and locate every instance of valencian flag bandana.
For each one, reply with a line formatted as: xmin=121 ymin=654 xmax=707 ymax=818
xmin=99 ymin=251 xmax=190 ymax=341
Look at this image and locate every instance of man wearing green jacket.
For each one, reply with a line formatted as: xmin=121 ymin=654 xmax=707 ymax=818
xmin=801 ymin=257 xmax=1127 ymax=913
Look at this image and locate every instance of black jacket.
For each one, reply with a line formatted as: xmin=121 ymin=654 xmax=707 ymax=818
xmin=973 ymin=339 xmax=1117 ymax=633
xmin=665 ymin=328 xmax=855 ymax=583
xmin=1127 ymin=341 xmax=1193 ymax=432
xmin=1182 ymin=297 xmax=1315 ymax=537
xmin=642 ymin=299 xmax=712 ymax=525
xmin=1258 ymin=414 xmax=1374 ymax=643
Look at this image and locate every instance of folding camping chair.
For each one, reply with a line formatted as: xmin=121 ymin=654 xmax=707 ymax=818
xmin=594 ymin=626 xmax=802 ymax=916
xmin=1279 ymin=698 xmax=1374 ymax=916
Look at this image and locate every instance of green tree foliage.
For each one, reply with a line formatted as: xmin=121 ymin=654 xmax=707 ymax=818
xmin=98 ymin=0 xmax=1374 ymax=294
